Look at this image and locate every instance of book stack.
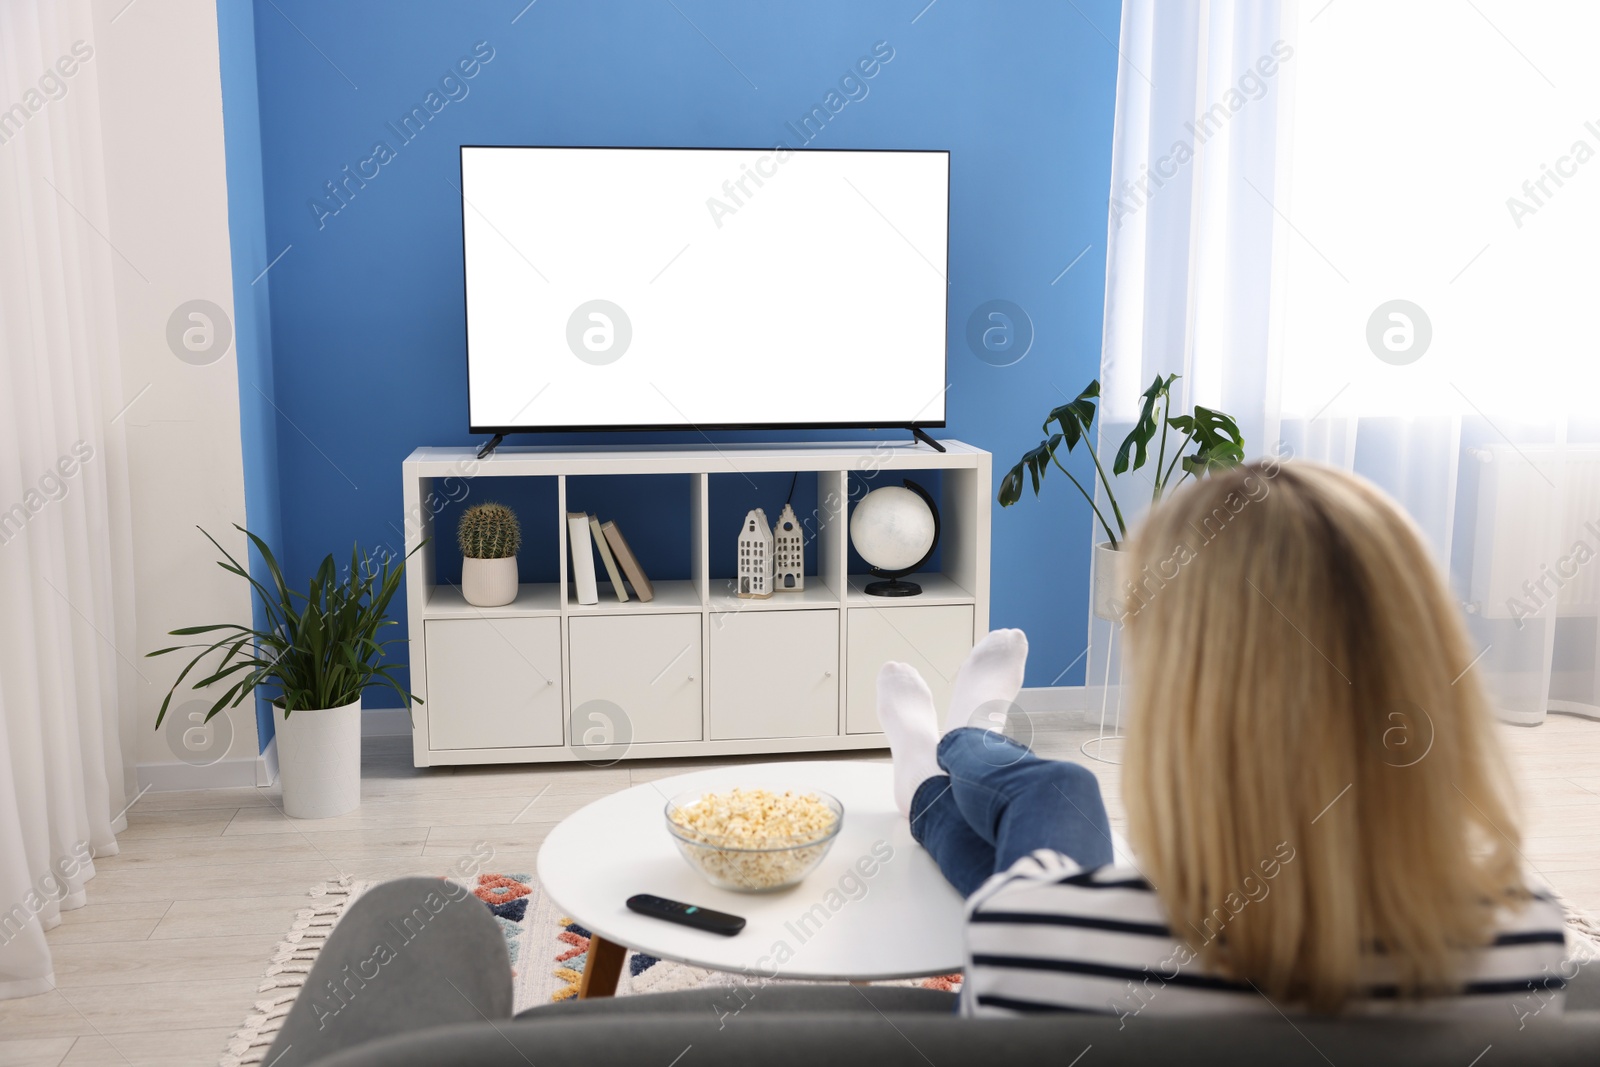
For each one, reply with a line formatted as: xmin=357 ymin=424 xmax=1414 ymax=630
xmin=566 ymin=512 xmax=655 ymax=605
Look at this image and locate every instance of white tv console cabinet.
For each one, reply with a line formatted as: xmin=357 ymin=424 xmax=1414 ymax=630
xmin=402 ymin=441 xmax=990 ymax=767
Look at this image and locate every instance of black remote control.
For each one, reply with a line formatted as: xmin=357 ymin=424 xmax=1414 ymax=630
xmin=626 ymin=894 xmax=746 ymax=936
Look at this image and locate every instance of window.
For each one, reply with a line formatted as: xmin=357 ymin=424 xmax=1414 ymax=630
xmin=1278 ymin=0 xmax=1598 ymax=422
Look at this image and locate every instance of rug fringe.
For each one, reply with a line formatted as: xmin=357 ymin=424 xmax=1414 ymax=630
xmin=218 ymin=876 xmax=370 ymax=1067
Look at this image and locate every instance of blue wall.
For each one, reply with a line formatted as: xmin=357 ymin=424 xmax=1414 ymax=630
xmin=217 ymin=0 xmax=284 ymax=748
xmin=234 ymin=0 xmax=1121 ymax=700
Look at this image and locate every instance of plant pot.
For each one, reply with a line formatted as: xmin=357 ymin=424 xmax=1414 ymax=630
xmin=273 ymin=700 xmax=361 ymax=819
xmin=462 ymin=556 xmax=518 ymax=607
xmin=1091 ymin=541 xmax=1124 ymax=622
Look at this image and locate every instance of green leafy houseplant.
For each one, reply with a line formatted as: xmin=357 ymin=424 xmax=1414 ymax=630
xmin=149 ymin=526 xmax=421 ymax=727
xmin=458 ymin=501 xmax=521 ymax=559
xmin=998 ymin=375 xmax=1245 ymax=548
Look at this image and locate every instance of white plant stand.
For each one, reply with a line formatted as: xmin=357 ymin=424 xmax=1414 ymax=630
xmin=1080 ymin=622 xmax=1126 ymax=765
xmin=401 ymin=441 xmax=991 ymax=767
xmin=1081 ymin=543 xmax=1126 ymax=766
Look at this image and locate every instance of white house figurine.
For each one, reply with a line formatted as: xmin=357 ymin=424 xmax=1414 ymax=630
xmin=773 ymin=503 xmax=805 ymax=591
xmin=737 ymin=508 xmax=774 ymax=599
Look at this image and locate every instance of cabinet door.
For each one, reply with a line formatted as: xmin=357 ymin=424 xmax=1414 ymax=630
xmin=709 ymin=610 xmax=839 ymax=740
xmin=568 ymin=614 xmax=703 ymax=744
xmin=846 ymin=605 xmax=975 ymax=734
xmin=426 ymin=617 xmax=564 ymax=750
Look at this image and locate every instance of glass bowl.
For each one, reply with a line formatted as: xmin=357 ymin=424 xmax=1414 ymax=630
xmin=663 ymin=788 xmax=844 ymax=892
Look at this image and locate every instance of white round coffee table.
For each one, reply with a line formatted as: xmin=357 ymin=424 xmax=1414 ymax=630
xmin=536 ymin=761 xmax=966 ymax=996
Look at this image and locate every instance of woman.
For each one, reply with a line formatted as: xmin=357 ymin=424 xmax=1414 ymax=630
xmin=877 ymin=460 xmax=1569 ymax=1017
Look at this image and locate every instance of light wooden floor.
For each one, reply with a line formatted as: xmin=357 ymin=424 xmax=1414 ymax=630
xmin=2 ymin=714 xmax=1598 ymax=1067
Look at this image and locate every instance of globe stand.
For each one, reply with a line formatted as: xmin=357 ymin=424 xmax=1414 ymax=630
xmin=857 ymin=479 xmax=941 ymax=598
xmin=863 ymin=576 xmax=922 ymax=597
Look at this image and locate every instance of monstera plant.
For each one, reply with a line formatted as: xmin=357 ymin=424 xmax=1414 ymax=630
xmin=999 ymin=375 xmax=1245 ymax=548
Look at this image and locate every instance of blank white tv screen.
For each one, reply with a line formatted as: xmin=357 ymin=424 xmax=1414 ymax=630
xmin=460 ymin=146 xmax=949 ymax=432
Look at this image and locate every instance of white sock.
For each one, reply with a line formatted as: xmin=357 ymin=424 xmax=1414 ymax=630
xmin=944 ymin=628 xmax=1029 ymax=734
xmin=876 ymin=662 xmax=943 ymax=817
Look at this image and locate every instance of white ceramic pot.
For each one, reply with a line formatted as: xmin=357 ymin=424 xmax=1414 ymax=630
xmin=462 ymin=556 xmax=518 ymax=607
xmin=273 ymin=699 xmax=361 ymax=819
xmin=1091 ymin=541 xmax=1124 ymax=622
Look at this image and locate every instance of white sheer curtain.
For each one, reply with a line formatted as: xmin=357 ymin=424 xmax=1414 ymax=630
xmin=0 ymin=0 xmax=138 ymax=999
xmin=1094 ymin=0 xmax=1600 ymax=732
xmin=1085 ymin=0 xmax=1298 ymax=756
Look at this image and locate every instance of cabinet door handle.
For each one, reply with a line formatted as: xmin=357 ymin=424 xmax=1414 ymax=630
xmin=686 ymin=675 xmax=696 ymax=682
xmin=823 ymin=670 xmax=833 ymax=678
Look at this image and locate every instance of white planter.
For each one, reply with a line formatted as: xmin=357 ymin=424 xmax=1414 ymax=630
xmin=462 ymin=556 xmax=518 ymax=607
xmin=273 ymin=700 xmax=361 ymax=819
xmin=1091 ymin=541 xmax=1124 ymax=621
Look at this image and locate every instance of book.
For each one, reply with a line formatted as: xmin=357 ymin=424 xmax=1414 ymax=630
xmin=588 ymin=513 xmax=629 ymax=602
xmin=567 ymin=511 xmax=599 ymax=605
xmin=602 ymin=520 xmax=654 ymax=602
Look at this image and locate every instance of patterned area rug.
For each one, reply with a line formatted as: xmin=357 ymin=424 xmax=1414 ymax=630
xmin=219 ymin=871 xmax=959 ymax=1066
xmin=223 ymin=870 xmax=1600 ymax=1064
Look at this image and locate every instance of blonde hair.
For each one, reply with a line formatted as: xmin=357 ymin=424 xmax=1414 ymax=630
xmin=1121 ymin=459 xmax=1526 ymax=1012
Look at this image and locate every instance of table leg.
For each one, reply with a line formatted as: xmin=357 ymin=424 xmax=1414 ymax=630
xmin=578 ymin=934 xmax=627 ymax=998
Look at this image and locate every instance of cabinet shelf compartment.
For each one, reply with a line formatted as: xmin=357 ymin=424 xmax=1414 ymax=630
xmin=562 ymin=473 xmax=696 ymax=609
xmin=429 ymin=475 xmax=561 ymax=592
xmin=402 ymin=441 xmax=990 ymax=767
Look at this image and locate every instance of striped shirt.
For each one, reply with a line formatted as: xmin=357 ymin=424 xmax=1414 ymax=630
xmin=960 ymin=850 xmax=1571 ymax=1022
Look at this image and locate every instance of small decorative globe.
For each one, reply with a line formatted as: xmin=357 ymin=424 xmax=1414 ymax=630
xmin=850 ymin=486 xmax=937 ymax=573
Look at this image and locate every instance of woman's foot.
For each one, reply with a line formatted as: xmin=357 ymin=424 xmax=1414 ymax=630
xmin=876 ymin=662 xmax=943 ymax=817
xmin=944 ymin=629 xmax=1029 ymax=734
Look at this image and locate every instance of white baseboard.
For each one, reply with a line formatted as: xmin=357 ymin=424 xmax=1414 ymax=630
xmin=138 ymin=754 xmax=258 ymax=791
xmin=1016 ymin=685 xmax=1124 ymax=728
xmin=1016 ymin=685 xmax=1096 ymax=712
xmin=137 ymin=695 xmax=1104 ymax=789
xmin=137 ymin=736 xmax=280 ymax=792
xmin=256 ymin=735 xmax=278 ymax=786
xmin=362 ymin=707 xmax=412 ymax=737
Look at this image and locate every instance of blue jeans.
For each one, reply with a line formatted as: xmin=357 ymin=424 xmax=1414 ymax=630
xmin=909 ymin=727 xmax=1114 ymax=897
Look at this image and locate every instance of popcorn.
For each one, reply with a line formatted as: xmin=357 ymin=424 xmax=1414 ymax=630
xmin=670 ymin=788 xmax=837 ymax=845
xmin=667 ymin=788 xmax=840 ymax=890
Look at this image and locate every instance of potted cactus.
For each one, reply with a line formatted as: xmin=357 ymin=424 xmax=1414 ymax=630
xmin=459 ymin=502 xmax=521 ymax=607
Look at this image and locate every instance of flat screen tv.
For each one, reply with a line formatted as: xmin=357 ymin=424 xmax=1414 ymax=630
xmin=459 ymin=146 xmax=950 ymax=434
